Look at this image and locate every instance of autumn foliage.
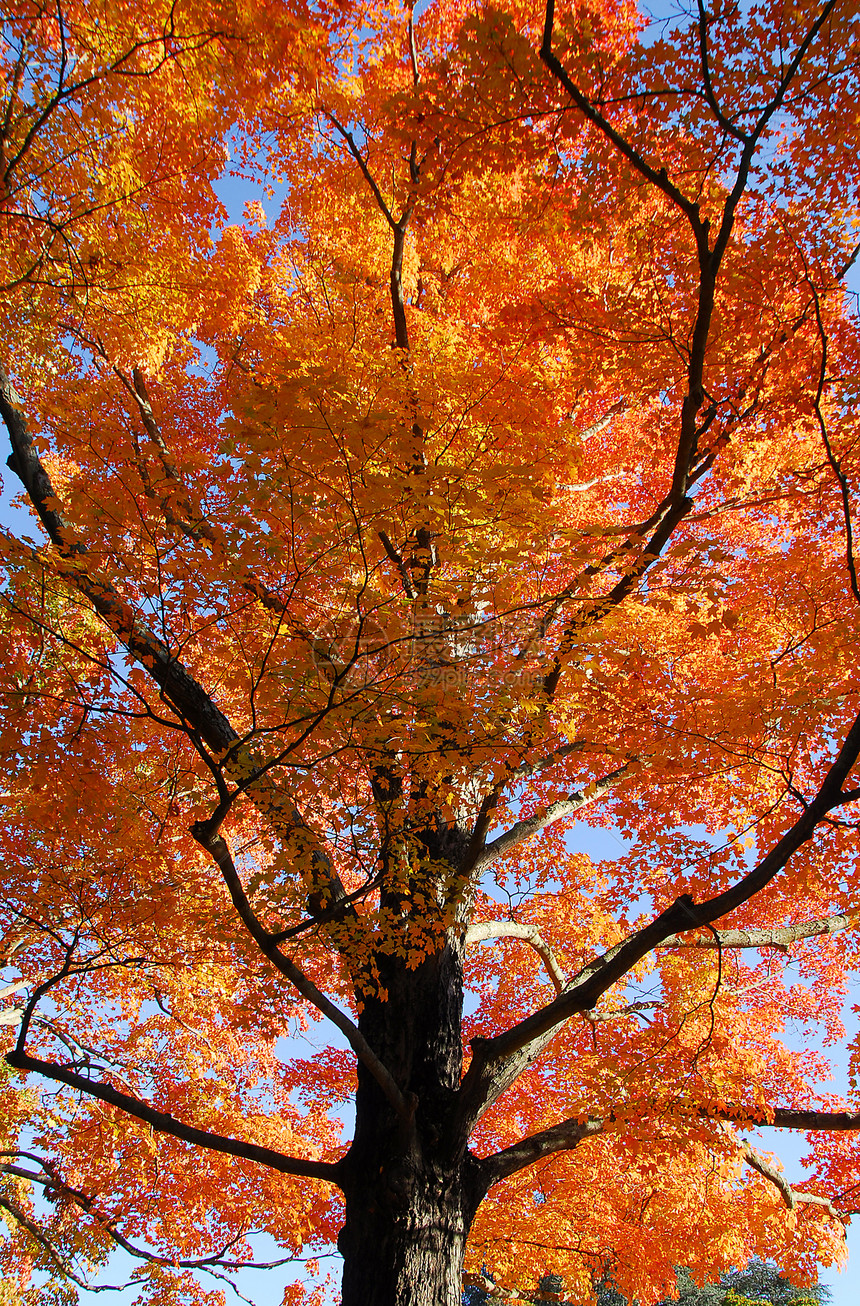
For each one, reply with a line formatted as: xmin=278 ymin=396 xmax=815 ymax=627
xmin=3 ymin=0 xmax=860 ymax=1302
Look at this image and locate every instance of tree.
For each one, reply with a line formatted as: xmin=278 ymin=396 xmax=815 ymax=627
xmin=637 ymin=1264 xmax=827 ymax=1306
xmin=3 ymin=0 xmax=860 ymax=1302
xmin=718 ymin=1260 xmax=827 ymax=1306
xmin=463 ymin=1261 xmax=831 ymax=1306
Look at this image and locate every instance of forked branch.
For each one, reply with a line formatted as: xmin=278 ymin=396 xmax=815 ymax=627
xmin=0 ymin=359 xmax=363 ymax=949
xmin=191 ymin=821 xmax=415 ymax=1123
xmin=479 ymin=1100 xmax=860 ymax=1199
xmin=742 ymin=1140 xmax=846 ymax=1231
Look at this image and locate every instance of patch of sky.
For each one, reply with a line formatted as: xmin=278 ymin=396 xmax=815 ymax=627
xmin=212 ymin=130 xmax=293 ymax=233
xmin=0 ymin=462 xmax=41 ymax=541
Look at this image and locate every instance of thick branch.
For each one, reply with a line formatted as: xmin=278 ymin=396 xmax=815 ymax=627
xmin=465 ymin=922 xmax=565 ymax=994
xmin=480 ymin=1117 xmax=603 ymax=1185
xmin=659 ymin=909 xmax=860 ymax=951
xmin=742 ymin=1141 xmax=846 ymax=1230
xmin=540 ymin=0 xmax=700 ymax=224
xmin=0 ymin=360 xmax=361 ymax=945
xmin=767 ymin=1107 xmax=860 ymax=1130
xmin=506 ymin=740 xmax=586 ymax=783
xmin=4 ymin=1048 xmax=342 ymax=1184
xmin=454 ymin=713 xmax=860 ymax=1140
xmin=462 ymin=1274 xmax=522 ymax=1303
xmin=481 ymin=1099 xmax=860 ymax=1199
xmin=742 ymin=1142 xmax=796 ymax=1209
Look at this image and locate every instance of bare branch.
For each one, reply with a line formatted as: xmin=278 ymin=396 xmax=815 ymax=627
xmin=742 ymin=1140 xmax=796 ymax=1208
xmin=578 ymin=399 xmax=626 ymax=441
xmin=582 ymin=1000 xmax=660 ymax=1023
xmin=742 ymin=1141 xmax=846 ymax=1231
xmin=659 ymin=909 xmax=860 ymax=952
xmin=504 ymin=740 xmax=586 ymax=783
xmin=465 ymin=922 xmax=566 ymax=994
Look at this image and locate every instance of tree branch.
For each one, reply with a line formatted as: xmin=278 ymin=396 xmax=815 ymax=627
xmin=0 ymin=1188 xmax=119 ymax=1291
xmin=659 ymin=909 xmax=860 ymax=952
xmin=480 ymin=1117 xmax=603 ymax=1185
xmin=378 ymin=530 xmax=417 ymax=599
xmin=742 ymin=1141 xmax=797 ymax=1210
xmin=190 ymin=821 xmax=416 ymax=1123
xmin=453 ymin=711 xmax=860 ymax=1141
xmin=0 ymin=1159 xmax=300 ymax=1273
xmin=540 ymin=0 xmax=700 ymax=224
xmin=4 ymin=1048 xmax=343 ymax=1184
xmin=0 ymin=359 xmax=362 ymax=947
xmin=805 ymin=278 xmax=860 ymax=607
xmin=328 ymin=116 xmax=397 ymax=230
xmin=742 ymin=1140 xmax=846 ymax=1231
xmin=465 ymin=922 xmax=566 ymax=994
xmin=479 ymin=1106 xmax=855 ymax=1218
xmin=471 ymin=763 xmax=630 ymax=875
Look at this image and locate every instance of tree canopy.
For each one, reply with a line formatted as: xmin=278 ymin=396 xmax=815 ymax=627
xmin=2 ymin=0 xmax=860 ymax=1303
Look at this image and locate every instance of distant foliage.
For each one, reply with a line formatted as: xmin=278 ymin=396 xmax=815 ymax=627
xmin=595 ymin=1262 xmax=829 ymax=1306
xmin=465 ymin=1261 xmax=829 ymax=1306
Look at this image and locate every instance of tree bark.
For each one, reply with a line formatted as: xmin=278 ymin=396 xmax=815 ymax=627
xmin=339 ymin=1161 xmax=483 ymax=1306
xmin=338 ymin=934 xmax=488 ymax=1306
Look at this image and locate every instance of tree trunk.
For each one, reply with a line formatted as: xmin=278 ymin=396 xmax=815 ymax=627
xmin=339 ymin=1161 xmax=483 ymax=1306
xmin=338 ymin=932 xmax=489 ymax=1306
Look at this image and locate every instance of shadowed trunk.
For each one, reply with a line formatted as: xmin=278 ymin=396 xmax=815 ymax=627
xmin=338 ymin=933 xmax=489 ymax=1306
xmin=339 ymin=1161 xmax=484 ymax=1306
